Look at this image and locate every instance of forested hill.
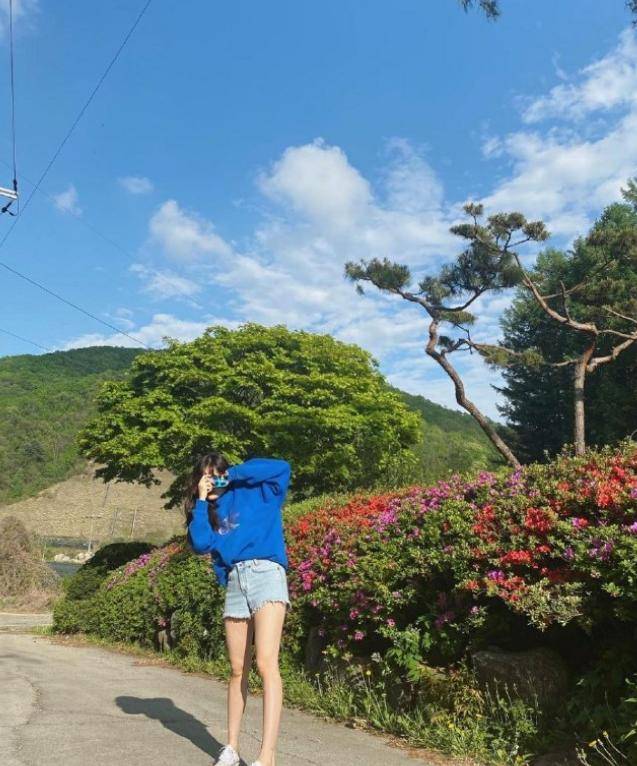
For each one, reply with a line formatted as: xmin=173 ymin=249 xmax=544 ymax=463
xmin=0 ymin=346 xmax=498 ymax=505
xmin=0 ymin=347 xmax=143 ymax=503
xmin=396 ymin=389 xmax=501 ymax=482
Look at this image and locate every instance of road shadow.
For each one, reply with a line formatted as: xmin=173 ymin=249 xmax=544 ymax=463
xmin=116 ymin=695 xmax=249 ymax=765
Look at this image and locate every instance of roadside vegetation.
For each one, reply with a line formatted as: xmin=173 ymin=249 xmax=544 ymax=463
xmin=53 ymin=443 xmax=637 ymax=764
xmin=0 ymin=516 xmax=60 ymax=611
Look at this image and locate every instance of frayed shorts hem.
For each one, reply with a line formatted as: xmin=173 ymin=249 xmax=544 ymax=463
xmin=222 ymin=558 xmax=291 ymax=620
xmin=223 ymin=598 xmax=290 ymax=620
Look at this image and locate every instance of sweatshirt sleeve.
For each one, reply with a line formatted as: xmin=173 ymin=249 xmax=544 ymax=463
xmin=228 ymin=458 xmax=291 ymax=494
xmin=187 ymin=499 xmax=218 ymax=554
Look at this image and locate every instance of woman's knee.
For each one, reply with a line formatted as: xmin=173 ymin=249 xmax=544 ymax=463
xmin=256 ymin=655 xmax=280 ymax=679
xmin=229 ymin=660 xmax=248 ymax=679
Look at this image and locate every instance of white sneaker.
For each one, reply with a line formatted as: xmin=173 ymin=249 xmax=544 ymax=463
xmin=216 ymin=744 xmax=240 ymax=766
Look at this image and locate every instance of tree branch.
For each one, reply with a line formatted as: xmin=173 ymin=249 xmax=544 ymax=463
xmin=424 ymin=317 xmax=520 ymax=468
xmin=512 ymin=252 xmax=598 ymax=334
xmin=605 ymin=306 xmax=637 ymax=326
xmin=587 ymin=335 xmax=637 ymax=373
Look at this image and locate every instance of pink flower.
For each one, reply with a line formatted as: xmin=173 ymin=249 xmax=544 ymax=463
xmin=354 ymin=630 xmax=365 ymax=641
xmin=626 ymin=521 xmax=637 ymax=534
xmin=386 ymin=618 xmax=396 ymax=627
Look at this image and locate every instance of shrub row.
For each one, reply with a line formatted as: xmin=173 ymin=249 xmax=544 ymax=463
xmin=53 ymin=443 xmax=637 ymax=761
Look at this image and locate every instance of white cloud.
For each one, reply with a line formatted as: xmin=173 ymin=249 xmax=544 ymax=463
xmin=62 ymin=29 xmax=637 ymax=421
xmin=61 ymin=313 xmax=224 ymax=351
xmin=259 ymin=139 xmax=373 ymax=232
xmin=0 ymin=0 xmax=38 ymax=35
xmin=130 ymin=263 xmax=201 ymax=300
xmin=118 ymin=175 xmax=154 ymax=195
xmin=53 ymin=184 xmax=82 ymax=216
xmin=523 ymin=29 xmax=637 ymax=123
xmin=481 ymin=28 xmax=637 ymax=239
xmin=149 ymin=199 xmax=233 ymax=261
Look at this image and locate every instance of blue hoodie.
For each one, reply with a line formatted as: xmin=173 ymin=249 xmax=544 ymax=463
xmin=187 ymin=457 xmax=291 ymax=587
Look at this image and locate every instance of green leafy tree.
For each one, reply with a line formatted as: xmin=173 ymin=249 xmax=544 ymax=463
xmin=346 ymin=204 xmax=550 ymax=468
xmin=499 ymin=199 xmax=637 ymax=460
xmin=78 ymin=324 xmax=420 ymax=504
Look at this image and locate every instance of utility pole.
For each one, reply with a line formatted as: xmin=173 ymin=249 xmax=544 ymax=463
xmin=88 ymin=483 xmax=110 ymax=555
xmin=109 ymin=507 xmax=120 ymax=539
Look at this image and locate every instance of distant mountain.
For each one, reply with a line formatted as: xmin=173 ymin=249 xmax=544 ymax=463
xmin=0 ymin=347 xmax=143 ymax=504
xmin=0 ymin=346 xmax=500 ymax=506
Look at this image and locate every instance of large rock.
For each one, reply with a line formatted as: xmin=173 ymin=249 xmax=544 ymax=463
xmin=472 ymin=646 xmax=568 ymax=709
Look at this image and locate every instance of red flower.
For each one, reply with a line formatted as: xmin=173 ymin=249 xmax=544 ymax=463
xmin=524 ymin=508 xmax=554 ymax=534
xmin=500 ymin=550 xmax=533 ymax=566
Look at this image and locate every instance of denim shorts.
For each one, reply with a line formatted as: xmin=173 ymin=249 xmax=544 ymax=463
xmin=223 ymin=558 xmax=291 ymax=620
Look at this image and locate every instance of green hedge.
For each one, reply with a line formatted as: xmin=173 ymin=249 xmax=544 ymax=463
xmin=52 ymin=446 xmax=637 ymax=764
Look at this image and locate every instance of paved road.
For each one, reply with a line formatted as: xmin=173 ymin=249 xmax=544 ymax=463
xmin=0 ymin=620 xmax=431 ymax=766
xmin=0 ymin=613 xmax=53 ymax=632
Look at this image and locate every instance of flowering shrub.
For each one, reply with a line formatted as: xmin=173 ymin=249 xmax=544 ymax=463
xmin=286 ymin=442 xmax=637 ymax=667
xmin=53 ymin=443 xmax=637 ymax=760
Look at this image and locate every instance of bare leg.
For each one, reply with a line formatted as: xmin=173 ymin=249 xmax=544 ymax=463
xmin=253 ymin=602 xmax=287 ymax=766
xmin=224 ymin=616 xmax=253 ymax=752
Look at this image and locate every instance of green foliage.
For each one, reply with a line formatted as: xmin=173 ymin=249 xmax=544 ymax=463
xmin=61 ymin=445 xmax=637 ymax=761
xmin=78 ymin=323 xmax=421 ymax=503
xmin=64 ymin=542 xmax=154 ymax=601
xmin=53 ymin=541 xmax=154 ymax=634
xmin=0 ymin=346 xmax=142 ymax=503
xmin=623 ymin=177 xmax=637 ymax=210
xmin=1 ymin=339 xmax=499 ymax=508
xmin=397 ymin=389 xmax=502 ymax=479
xmin=459 ymin=0 xmax=637 ymax=22
xmin=500 ymin=204 xmax=637 ymax=461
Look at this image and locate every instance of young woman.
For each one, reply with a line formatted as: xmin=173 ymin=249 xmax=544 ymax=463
xmin=185 ymin=452 xmax=292 ymax=766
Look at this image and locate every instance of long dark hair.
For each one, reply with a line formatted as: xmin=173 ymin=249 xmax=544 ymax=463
xmin=184 ymin=452 xmax=230 ymax=532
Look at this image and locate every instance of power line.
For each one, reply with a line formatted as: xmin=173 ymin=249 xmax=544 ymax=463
xmin=0 ymin=259 xmax=150 ymax=347
xmin=0 ymin=0 xmax=154 ymax=250
xmin=0 ymin=158 xmax=139 ymax=263
xmin=0 ymin=325 xmax=51 ymax=352
xmin=0 ymin=0 xmax=154 ymax=349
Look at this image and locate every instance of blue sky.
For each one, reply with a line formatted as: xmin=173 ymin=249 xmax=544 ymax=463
xmin=0 ymin=0 xmax=635 ymax=417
